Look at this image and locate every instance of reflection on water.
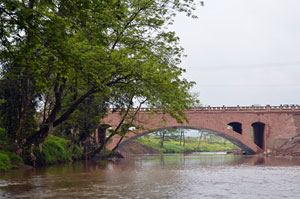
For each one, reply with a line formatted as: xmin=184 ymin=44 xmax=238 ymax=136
xmin=1 ymin=153 xmax=300 ymax=199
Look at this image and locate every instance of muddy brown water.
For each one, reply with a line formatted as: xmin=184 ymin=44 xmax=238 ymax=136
xmin=1 ymin=153 xmax=300 ymax=199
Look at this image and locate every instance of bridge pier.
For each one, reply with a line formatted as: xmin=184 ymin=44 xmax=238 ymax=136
xmin=252 ymin=122 xmax=265 ymax=150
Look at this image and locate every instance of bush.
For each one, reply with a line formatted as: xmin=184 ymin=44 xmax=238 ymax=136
xmin=7 ymin=151 xmax=24 ymax=164
xmin=70 ymin=145 xmax=83 ymax=160
xmin=0 ymin=151 xmax=11 ymax=171
xmin=34 ymin=135 xmax=83 ymax=166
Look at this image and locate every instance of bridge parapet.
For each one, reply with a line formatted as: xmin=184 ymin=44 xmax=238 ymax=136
xmin=109 ymin=105 xmax=300 ymax=113
xmin=193 ymin=105 xmax=300 ymax=112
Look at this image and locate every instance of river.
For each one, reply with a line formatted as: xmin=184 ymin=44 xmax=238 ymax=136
xmin=1 ymin=153 xmax=300 ymax=198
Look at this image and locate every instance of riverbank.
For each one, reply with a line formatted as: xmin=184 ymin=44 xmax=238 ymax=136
xmin=33 ymin=135 xmax=82 ymax=166
xmin=0 ymin=151 xmax=27 ymax=171
xmin=3 ymin=133 xmax=300 ymax=171
xmin=0 ymin=135 xmax=83 ymax=171
xmin=118 ymin=141 xmax=162 ymax=156
xmin=267 ymin=134 xmax=300 ymax=157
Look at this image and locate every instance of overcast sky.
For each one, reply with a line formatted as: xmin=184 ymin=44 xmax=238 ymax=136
xmin=172 ymin=0 xmax=300 ymax=106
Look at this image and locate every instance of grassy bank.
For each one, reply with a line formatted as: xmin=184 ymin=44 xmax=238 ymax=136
xmin=136 ymin=137 xmax=239 ymax=153
xmin=1 ymin=135 xmax=83 ymax=170
xmin=0 ymin=150 xmax=24 ymax=171
xmin=0 ymin=127 xmax=25 ymax=171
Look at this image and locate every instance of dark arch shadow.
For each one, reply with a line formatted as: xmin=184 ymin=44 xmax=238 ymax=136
xmin=116 ymin=126 xmax=256 ymax=155
xmin=251 ymin=122 xmax=265 ymax=150
xmin=227 ymin=122 xmax=242 ymax=134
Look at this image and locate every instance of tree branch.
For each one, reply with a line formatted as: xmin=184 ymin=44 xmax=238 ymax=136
xmin=53 ymin=86 xmax=98 ymax=127
xmin=112 ymin=98 xmax=147 ymax=151
xmin=112 ymin=7 xmax=146 ymax=49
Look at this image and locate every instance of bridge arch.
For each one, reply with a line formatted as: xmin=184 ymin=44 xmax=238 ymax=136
xmin=116 ymin=126 xmax=256 ymax=155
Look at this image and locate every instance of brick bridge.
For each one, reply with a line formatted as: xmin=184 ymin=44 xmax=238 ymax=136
xmin=102 ymin=105 xmax=300 ymax=154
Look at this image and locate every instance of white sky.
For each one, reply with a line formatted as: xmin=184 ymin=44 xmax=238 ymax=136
xmin=172 ymin=0 xmax=300 ymax=106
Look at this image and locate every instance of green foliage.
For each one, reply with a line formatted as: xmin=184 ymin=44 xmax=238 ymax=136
xmin=55 ymin=93 xmax=107 ymax=145
xmin=6 ymin=151 xmax=24 ymax=164
xmin=0 ymin=148 xmax=24 ymax=171
xmin=0 ymin=68 xmax=38 ymax=142
xmin=0 ymin=151 xmax=11 ymax=171
xmin=70 ymin=145 xmax=83 ymax=160
xmin=0 ymin=134 xmax=81 ymax=169
xmin=33 ymin=135 xmax=82 ymax=166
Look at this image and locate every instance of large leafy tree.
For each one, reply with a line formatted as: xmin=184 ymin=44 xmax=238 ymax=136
xmin=0 ymin=0 xmax=198 ymax=156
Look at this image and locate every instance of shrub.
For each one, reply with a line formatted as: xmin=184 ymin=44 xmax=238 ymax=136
xmin=0 ymin=151 xmax=11 ymax=171
xmin=70 ymin=145 xmax=83 ymax=160
xmin=7 ymin=152 xmax=24 ymax=164
xmin=34 ymin=135 xmax=82 ymax=166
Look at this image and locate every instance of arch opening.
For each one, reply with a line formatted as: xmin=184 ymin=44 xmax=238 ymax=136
xmin=116 ymin=126 xmax=256 ymax=155
xmin=227 ymin=122 xmax=242 ymax=134
xmin=251 ymin=122 xmax=265 ymax=150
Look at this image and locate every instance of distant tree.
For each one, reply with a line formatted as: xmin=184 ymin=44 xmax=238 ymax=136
xmin=179 ymin=129 xmax=186 ymax=146
xmin=156 ymin=128 xmax=180 ymax=148
xmin=197 ymin=131 xmax=203 ymax=151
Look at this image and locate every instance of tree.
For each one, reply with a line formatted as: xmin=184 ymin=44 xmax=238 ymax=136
xmin=152 ymin=128 xmax=179 ymax=148
xmin=179 ymin=128 xmax=186 ymax=146
xmin=0 ymin=0 xmax=198 ymax=157
xmin=197 ymin=130 xmax=203 ymax=151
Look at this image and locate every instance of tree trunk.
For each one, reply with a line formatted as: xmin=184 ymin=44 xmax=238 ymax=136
xmin=180 ymin=129 xmax=183 ymax=146
xmin=25 ymin=85 xmax=98 ymax=149
xmin=112 ymin=136 xmax=125 ymax=151
xmin=97 ymin=126 xmax=107 ymax=146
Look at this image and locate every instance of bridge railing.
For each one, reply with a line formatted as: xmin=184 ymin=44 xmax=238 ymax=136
xmin=192 ymin=105 xmax=300 ymax=112
xmin=109 ymin=105 xmax=300 ymax=113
